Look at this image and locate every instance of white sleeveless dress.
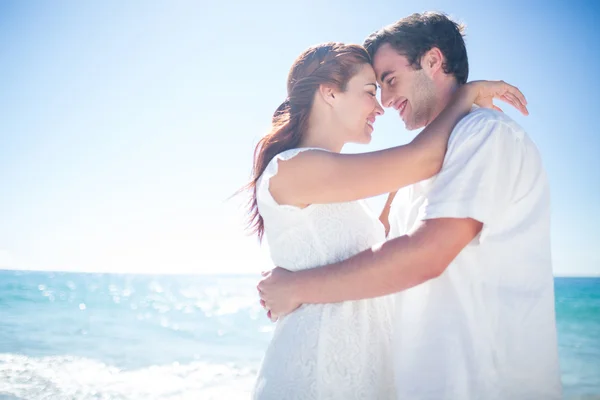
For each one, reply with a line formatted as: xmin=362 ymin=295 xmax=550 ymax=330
xmin=252 ymin=148 xmax=396 ymax=400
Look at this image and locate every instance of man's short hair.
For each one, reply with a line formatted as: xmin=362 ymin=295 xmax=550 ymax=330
xmin=364 ymin=12 xmax=469 ymax=84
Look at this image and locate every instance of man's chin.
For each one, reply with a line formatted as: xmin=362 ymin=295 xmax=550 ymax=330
xmin=403 ymin=120 xmax=426 ymax=131
xmin=403 ymin=123 xmax=418 ymax=131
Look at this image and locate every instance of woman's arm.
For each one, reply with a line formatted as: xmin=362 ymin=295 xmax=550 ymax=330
xmin=270 ymin=80 xmax=527 ymax=207
xmin=379 ymin=191 xmax=397 ymax=237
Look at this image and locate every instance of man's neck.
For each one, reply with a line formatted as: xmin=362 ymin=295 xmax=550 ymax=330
xmin=426 ymin=80 xmax=462 ymax=127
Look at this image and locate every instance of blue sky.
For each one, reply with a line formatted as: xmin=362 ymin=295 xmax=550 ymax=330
xmin=0 ymin=0 xmax=598 ymax=276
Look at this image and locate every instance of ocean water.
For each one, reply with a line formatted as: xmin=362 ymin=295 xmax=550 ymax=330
xmin=0 ymin=271 xmax=598 ymax=399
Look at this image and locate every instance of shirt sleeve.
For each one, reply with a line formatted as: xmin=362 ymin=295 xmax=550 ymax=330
xmin=256 ymin=147 xmax=326 ymax=211
xmin=423 ymin=110 xmax=523 ymax=242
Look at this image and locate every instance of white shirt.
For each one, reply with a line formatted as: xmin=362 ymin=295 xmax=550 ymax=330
xmin=388 ymin=108 xmax=562 ymax=399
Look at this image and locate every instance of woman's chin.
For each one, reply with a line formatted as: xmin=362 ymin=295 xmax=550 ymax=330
xmin=352 ymin=138 xmax=372 ymax=146
xmin=361 ymin=131 xmax=374 ymax=144
xmin=347 ymin=131 xmax=373 ymax=145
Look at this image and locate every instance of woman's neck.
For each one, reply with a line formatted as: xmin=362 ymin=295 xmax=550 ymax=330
xmin=299 ymin=117 xmax=345 ymax=153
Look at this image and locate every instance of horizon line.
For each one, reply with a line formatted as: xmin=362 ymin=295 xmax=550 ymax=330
xmin=1 ymin=267 xmax=599 ymax=279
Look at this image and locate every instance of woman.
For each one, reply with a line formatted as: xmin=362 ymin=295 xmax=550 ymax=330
xmin=244 ymin=42 xmax=527 ymax=399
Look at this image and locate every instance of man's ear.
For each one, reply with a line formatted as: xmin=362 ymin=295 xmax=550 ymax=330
xmin=318 ymin=83 xmax=337 ymax=107
xmin=421 ymin=47 xmax=444 ymax=78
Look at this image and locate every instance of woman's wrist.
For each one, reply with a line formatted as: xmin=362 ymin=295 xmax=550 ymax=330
xmin=457 ymin=82 xmax=480 ymax=106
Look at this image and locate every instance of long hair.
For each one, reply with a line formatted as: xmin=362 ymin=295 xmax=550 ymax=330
xmin=240 ymin=42 xmax=371 ymax=241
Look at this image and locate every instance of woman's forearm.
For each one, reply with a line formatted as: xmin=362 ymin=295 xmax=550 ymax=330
xmin=271 ymin=85 xmax=478 ymax=206
xmin=379 ymin=191 xmax=397 ymax=237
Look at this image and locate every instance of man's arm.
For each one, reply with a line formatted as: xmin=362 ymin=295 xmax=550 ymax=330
xmin=297 ymin=217 xmax=481 ymax=303
xmin=258 ymin=217 xmax=481 ymax=314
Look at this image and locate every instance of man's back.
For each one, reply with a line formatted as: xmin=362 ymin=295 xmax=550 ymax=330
xmin=389 ymin=108 xmax=562 ymax=399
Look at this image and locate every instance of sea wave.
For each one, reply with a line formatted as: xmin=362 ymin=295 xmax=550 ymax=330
xmin=0 ymin=353 xmax=256 ymax=400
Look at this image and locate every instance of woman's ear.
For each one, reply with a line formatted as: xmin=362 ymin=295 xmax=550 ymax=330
xmin=318 ymin=84 xmax=337 ymax=107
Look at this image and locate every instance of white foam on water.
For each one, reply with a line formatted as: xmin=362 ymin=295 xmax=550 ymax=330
xmin=0 ymin=354 xmax=256 ymax=400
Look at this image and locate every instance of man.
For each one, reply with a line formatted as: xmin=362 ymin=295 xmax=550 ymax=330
xmin=258 ymin=12 xmax=562 ymax=399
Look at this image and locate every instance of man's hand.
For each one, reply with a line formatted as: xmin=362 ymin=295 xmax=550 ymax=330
xmin=257 ymin=267 xmax=302 ymax=322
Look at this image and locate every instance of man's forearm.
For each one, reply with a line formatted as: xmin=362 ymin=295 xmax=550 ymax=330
xmin=285 ymin=218 xmax=480 ymax=305
xmin=293 ymin=229 xmax=445 ymax=304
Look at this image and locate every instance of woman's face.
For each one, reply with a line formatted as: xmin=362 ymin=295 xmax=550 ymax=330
xmin=331 ymin=63 xmax=384 ymax=145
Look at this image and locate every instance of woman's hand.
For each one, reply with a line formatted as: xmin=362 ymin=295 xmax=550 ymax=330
xmin=463 ymin=80 xmax=529 ymax=116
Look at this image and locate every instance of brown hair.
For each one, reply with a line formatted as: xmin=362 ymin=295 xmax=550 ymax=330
xmin=241 ymin=42 xmax=371 ymax=241
xmin=364 ymin=12 xmax=468 ymax=84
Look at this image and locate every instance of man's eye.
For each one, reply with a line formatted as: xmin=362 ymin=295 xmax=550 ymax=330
xmin=387 ymin=77 xmax=395 ymax=86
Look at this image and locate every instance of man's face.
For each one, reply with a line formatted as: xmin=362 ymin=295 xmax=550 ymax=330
xmin=372 ymin=43 xmax=437 ymax=131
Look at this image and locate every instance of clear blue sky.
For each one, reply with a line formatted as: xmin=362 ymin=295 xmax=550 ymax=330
xmin=0 ymin=0 xmax=598 ymax=276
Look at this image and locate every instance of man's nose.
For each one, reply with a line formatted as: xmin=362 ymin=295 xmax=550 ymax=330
xmin=380 ymin=89 xmax=394 ymax=108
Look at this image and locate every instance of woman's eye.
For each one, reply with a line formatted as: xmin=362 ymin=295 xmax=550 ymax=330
xmin=369 ymin=92 xmax=377 ymax=97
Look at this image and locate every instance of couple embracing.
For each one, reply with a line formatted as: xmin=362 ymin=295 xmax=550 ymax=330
xmin=243 ymin=12 xmax=562 ymax=400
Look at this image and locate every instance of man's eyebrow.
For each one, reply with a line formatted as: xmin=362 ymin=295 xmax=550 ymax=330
xmin=380 ymin=70 xmax=394 ymax=83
